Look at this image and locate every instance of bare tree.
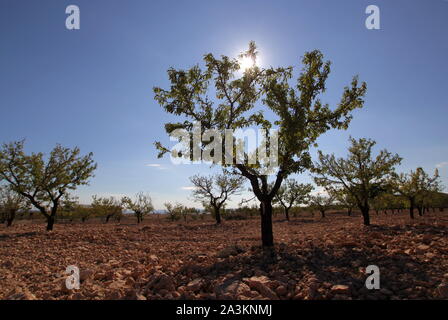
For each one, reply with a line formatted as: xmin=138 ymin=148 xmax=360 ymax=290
xmin=190 ymin=172 xmax=244 ymax=224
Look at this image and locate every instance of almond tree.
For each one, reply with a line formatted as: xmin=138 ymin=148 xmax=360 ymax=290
xmin=164 ymin=202 xmax=183 ymax=221
xmin=59 ymin=194 xmax=79 ymax=222
xmin=91 ymin=195 xmax=123 ymax=223
xmin=327 ymin=188 xmax=357 ymax=216
xmin=154 ymin=42 xmax=366 ymax=247
xmin=393 ymin=167 xmax=441 ymax=219
xmin=0 ymin=185 xmax=30 ymax=227
xmin=74 ymin=205 xmax=96 ymax=223
xmin=313 ymin=137 xmax=402 ymax=226
xmin=273 ymin=179 xmax=313 ymax=221
xmin=309 ymin=193 xmax=335 ymax=218
xmin=190 ymin=172 xmax=244 ymax=224
xmin=122 ymin=192 xmax=154 ymax=224
xmin=0 ymin=140 xmax=97 ymax=231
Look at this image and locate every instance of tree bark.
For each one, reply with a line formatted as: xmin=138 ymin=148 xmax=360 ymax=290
xmin=361 ymin=206 xmax=370 ymax=226
xmin=284 ymin=207 xmax=290 ymax=221
xmin=213 ymin=206 xmax=222 ymax=225
xmin=260 ymin=200 xmax=274 ymax=247
xmin=320 ymin=210 xmax=325 ymax=218
xmin=347 ymin=207 xmax=352 ymax=216
xmin=46 ymin=215 xmax=55 ymax=231
xmin=417 ymin=206 xmax=423 ymax=217
xmin=6 ymin=209 xmax=16 ymax=227
xmin=409 ymin=201 xmax=415 ymax=219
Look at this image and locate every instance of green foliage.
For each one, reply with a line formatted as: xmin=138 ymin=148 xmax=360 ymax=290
xmin=190 ymin=170 xmax=244 ymax=223
xmin=122 ymin=192 xmax=154 ymax=223
xmin=393 ymin=167 xmax=442 ymax=216
xmin=153 ymin=42 xmax=366 ymax=200
xmin=164 ymin=202 xmax=183 ymax=221
xmin=0 ymin=184 xmax=30 ymax=226
xmin=274 ymin=179 xmax=313 ymax=211
xmin=91 ymin=195 xmax=123 ymax=223
xmin=154 ymin=42 xmax=367 ymax=245
xmin=0 ymin=140 xmax=97 ymax=230
xmin=313 ymin=137 xmax=402 ymax=225
xmin=309 ymin=193 xmax=336 ymax=217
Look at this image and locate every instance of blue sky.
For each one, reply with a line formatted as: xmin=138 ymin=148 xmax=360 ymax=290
xmin=1 ymin=0 xmax=447 ymax=209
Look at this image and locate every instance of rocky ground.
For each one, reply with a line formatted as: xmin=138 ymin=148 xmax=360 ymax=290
xmin=1 ymin=210 xmax=447 ymax=300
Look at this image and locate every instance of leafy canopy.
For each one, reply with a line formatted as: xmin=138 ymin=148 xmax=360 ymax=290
xmin=153 ymin=42 xmax=367 ymax=202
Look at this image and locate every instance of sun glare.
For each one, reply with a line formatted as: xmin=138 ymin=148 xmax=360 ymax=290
xmin=239 ymin=55 xmax=258 ymax=71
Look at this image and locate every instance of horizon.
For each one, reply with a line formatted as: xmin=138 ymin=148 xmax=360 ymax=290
xmin=1 ymin=0 xmax=447 ymax=210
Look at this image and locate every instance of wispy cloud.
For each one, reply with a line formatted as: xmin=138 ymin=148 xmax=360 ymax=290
xmin=181 ymin=186 xmax=197 ymax=191
xmin=436 ymin=162 xmax=448 ymax=168
xmin=146 ymin=163 xmax=168 ymax=170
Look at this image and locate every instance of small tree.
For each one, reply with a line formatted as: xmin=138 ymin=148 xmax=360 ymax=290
xmin=122 ymin=192 xmax=154 ymax=224
xmin=393 ymin=167 xmax=441 ymax=219
xmin=74 ymin=205 xmax=95 ymax=223
xmin=190 ymin=172 xmax=244 ymax=224
xmin=313 ymin=137 xmax=402 ymax=226
xmin=327 ymin=188 xmax=357 ymax=216
xmin=154 ymin=42 xmax=367 ymax=247
xmin=309 ymin=193 xmax=335 ymax=218
xmin=0 ymin=141 xmax=97 ymax=231
xmin=273 ymin=179 xmax=313 ymax=221
xmin=59 ymin=194 xmax=79 ymax=222
xmin=164 ymin=202 xmax=183 ymax=221
xmin=91 ymin=195 xmax=123 ymax=223
xmin=0 ymin=185 xmax=30 ymax=227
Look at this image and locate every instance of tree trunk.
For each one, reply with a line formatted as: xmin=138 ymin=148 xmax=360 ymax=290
xmin=213 ymin=207 xmax=221 ymax=225
xmin=409 ymin=202 xmax=415 ymax=219
xmin=347 ymin=207 xmax=352 ymax=216
xmin=81 ymin=217 xmax=86 ymax=223
xmin=6 ymin=209 xmax=16 ymax=227
xmin=260 ymin=200 xmax=274 ymax=247
xmin=137 ymin=214 xmax=142 ymax=224
xmin=105 ymin=214 xmax=112 ymax=223
xmin=361 ymin=206 xmax=370 ymax=226
xmin=46 ymin=215 xmax=55 ymax=231
xmin=320 ymin=210 xmax=325 ymax=218
xmin=417 ymin=206 xmax=423 ymax=217
xmin=284 ymin=207 xmax=290 ymax=221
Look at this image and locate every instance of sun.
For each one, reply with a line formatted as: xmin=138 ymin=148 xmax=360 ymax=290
xmin=239 ymin=55 xmax=258 ymax=71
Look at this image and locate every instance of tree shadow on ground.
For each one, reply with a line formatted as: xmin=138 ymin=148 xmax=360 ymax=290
xmin=177 ymin=225 xmax=444 ymax=299
xmin=0 ymin=231 xmax=38 ymax=241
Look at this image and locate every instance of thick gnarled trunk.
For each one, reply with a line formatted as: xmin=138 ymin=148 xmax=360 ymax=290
xmin=260 ymin=201 xmax=274 ymax=247
xmin=46 ymin=215 xmax=55 ymax=231
xmin=361 ymin=206 xmax=370 ymax=226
